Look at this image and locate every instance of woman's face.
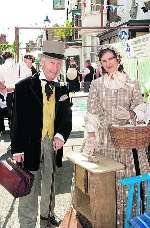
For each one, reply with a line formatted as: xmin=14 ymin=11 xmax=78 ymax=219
xmin=24 ymin=58 xmax=33 ymax=69
xmin=100 ymin=51 xmax=119 ymax=74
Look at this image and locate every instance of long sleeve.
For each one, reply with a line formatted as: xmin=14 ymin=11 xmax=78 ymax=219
xmin=86 ymin=80 xmax=104 ymax=133
xmin=129 ymin=80 xmax=143 ymax=110
xmin=11 ymin=84 xmax=25 ymax=154
xmin=55 ymin=85 xmax=72 ymax=142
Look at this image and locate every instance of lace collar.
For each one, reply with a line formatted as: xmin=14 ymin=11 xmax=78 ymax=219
xmin=104 ymin=71 xmax=127 ymax=90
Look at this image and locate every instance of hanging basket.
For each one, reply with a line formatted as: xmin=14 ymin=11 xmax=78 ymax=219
xmin=109 ymin=124 xmax=150 ymax=150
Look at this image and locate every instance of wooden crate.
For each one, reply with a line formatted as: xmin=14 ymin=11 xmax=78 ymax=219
xmin=75 ymin=165 xmax=88 ymax=194
xmin=68 ymin=152 xmax=124 ymax=228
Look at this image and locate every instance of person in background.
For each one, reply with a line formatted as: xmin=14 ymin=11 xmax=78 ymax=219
xmin=0 ymin=55 xmax=5 ymax=65
xmin=23 ymin=54 xmax=37 ymax=76
xmin=82 ymin=59 xmax=95 ymax=92
xmin=66 ymin=63 xmax=80 ymax=93
xmin=83 ymin=47 xmax=150 ymax=227
xmin=0 ymin=52 xmax=18 ymax=137
xmin=0 ymin=81 xmax=8 ymax=134
xmin=11 ymin=40 xmax=72 ymax=228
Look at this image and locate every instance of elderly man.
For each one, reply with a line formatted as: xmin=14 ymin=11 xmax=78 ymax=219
xmin=11 ymin=40 xmax=72 ymax=227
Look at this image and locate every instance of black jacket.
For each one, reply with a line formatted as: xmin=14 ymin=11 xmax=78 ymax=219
xmin=84 ymin=65 xmax=95 ymax=82
xmin=11 ymin=75 xmax=72 ymax=171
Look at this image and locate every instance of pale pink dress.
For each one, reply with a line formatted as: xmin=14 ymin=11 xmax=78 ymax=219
xmin=85 ymin=72 xmax=150 ymax=227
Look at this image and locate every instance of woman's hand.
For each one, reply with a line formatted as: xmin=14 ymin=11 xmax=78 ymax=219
xmin=129 ymin=110 xmax=137 ymax=119
xmin=129 ymin=110 xmax=137 ymax=125
xmin=115 ymin=106 xmax=130 ymax=120
xmin=83 ymin=132 xmax=98 ymax=155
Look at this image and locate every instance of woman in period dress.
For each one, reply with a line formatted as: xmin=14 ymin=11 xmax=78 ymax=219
xmin=84 ymin=47 xmax=150 ymax=227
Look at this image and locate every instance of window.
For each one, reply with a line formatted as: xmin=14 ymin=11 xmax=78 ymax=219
xmin=73 ymin=15 xmax=82 ymax=40
xmin=90 ymin=36 xmax=97 ymax=63
xmin=91 ymin=0 xmax=101 ymax=12
xmin=53 ymin=0 xmax=65 ymax=10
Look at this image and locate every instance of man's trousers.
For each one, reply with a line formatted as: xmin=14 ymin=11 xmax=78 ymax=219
xmin=18 ymin=135 xmax=56 ymax=228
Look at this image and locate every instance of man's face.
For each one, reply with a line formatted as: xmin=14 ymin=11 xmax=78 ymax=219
xmin=41 ymin=57 xmax=62 ymax=81
xmin=85 ymin=62 xmax=90 ymax=67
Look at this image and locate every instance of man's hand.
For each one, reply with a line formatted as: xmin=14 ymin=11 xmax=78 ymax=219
xmin=7 ymin=88 xmax=14 ymax=93
xmin=13 ymin=153 xmax=24 ymax=163
xmin=0 ymin=81 xmax=6 ymax=91
xmin=53 ymin=137 xmax=64 ymax=151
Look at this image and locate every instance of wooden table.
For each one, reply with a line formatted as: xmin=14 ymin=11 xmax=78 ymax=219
xmin=68 ymin=152 xmax=124 ymax=228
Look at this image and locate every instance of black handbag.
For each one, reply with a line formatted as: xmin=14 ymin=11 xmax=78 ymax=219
xmin=0 ymin=158 xmax=34 ymax=198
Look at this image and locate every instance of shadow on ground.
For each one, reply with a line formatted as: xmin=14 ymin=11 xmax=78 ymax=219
xmin=0 ymin=198 xmax=16 ymax=228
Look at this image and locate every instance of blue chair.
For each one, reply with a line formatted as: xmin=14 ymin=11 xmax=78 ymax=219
xmin=118 ymin=173 xmax=150 ymax=228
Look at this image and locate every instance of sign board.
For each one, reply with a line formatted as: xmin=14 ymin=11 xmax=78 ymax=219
xmin=112 ymin=33 xmax=150 ymax=59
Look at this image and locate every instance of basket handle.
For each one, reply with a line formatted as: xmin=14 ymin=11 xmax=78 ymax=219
xmin=129 ymin=110 xmax=137 ymax=126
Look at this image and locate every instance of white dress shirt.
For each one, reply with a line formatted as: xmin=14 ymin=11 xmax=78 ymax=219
xmin=0 ymin=58 xmax=19 ymax=89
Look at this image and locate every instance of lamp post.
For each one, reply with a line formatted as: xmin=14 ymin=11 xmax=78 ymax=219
xmin=15 ymin=27 xmax=20 ymax=62
xmin=44 ymin=16 xmax=51 ymax=40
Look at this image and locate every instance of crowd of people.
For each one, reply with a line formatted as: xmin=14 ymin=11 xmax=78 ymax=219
xmin=0 ymin=42 xmax=150 ymax=228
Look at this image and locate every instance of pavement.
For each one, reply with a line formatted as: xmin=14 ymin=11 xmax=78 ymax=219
xmin=0 ymin=92 xmax=88 ymax=228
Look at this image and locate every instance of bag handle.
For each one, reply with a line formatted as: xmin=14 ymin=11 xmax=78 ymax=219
xmin=7 ymin=157 xmax=24 ymax=169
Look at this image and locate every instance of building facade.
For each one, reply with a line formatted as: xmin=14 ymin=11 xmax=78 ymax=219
xmin=98 ymin=0 xmax=150 ymax=45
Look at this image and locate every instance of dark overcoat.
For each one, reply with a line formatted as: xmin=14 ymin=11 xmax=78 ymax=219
xmin=11 ymin=75 xmax=72 ymax=171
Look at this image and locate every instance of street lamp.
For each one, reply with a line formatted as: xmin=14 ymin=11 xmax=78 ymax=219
xmin=44 ymin=16 xmax=51 ymax=40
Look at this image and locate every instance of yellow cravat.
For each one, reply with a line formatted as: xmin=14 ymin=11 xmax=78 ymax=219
xmin=42 ymin=83 xmax=55 ymax=139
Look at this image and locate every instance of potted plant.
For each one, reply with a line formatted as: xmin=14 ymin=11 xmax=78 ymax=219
xmin=52 ymin=20 xmax=73 ymax=41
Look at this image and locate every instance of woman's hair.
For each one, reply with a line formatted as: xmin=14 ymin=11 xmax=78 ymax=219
xmin=2 ymin=51 xmax=14 ymax=60
xmin=70 ymin=63 xmax=77 ymax=68
xmin=24 ymin=54 xmax=35 ymax=63
xmin=98 ymin=47 xmax=124 ymax=74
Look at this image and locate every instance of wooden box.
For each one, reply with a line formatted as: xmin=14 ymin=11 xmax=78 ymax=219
xmin=68 ymin=153 xmax=124 ymax=228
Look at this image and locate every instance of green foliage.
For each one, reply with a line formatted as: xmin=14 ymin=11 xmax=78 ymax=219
xmin=143 ymin=86 xmax=150 ymax=102
xmin=0 ymin=41 xmax=16 ymax=55
xmin=52 ymin=20 xmax=73 ymax=41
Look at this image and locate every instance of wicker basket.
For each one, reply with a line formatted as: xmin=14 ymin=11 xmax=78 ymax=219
xmin=109 ymin=125 xmax=150 ymax=150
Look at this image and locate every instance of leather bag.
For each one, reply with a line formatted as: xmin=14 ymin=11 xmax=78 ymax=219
xmin=0 ymin=158 xmax=34 ymax=198
xmin=59 ymin=207 xmax=82 ymax=228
